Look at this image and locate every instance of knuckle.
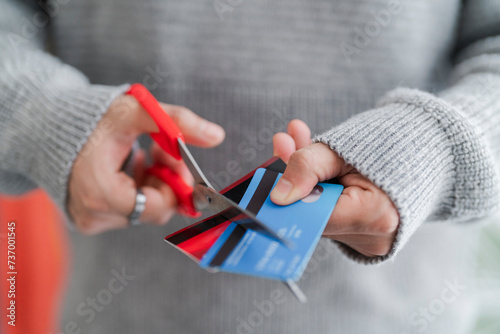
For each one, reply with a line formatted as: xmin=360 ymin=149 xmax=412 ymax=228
xmin=160 ymin=212 xmax=173 ymax=225
xmin=177 ymin=106 xmax=191 ymax=115
xmin=168 ymin=106 xmax=191 ymax=126
xmin=167 ymin=106 xmax=182 ymax=124
xmin=360 ymin=189 xmax=399 ymax=235
xmin=287 ymin=149 xmax=320 ymax=198
xmin=148 ymin=211 xmax=173 ymax=226
xmin=146 ymin=214 xmax=163 ymax=226
xmin=289 ymin=149 xmax=315 ymax=173
xmin=374 ymin=209 xmax=400 ymax=235
xmin=74 ymin=216 xmax=100 ymax=235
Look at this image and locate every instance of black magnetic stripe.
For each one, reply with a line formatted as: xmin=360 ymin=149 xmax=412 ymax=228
xmin=210 ymin=224 xmax=247 ymax=267
xmin=223 ymin=158 xmax=285 ymax=202
xmin=167 ymin=215 xmax=229 ymax=245
xmin=220 ymin=207 xmax=242 ymax=220
xmin=220 ymin=209 xmax=262 ymax=232
xmin=245 ymin=169 xmax=279 ymax=215
xmin=168 ymin=164 xmax=283 ymax=246
xmin=266 ymin=158 xmax=286 ymax=174
xmin=223 ymin=178 xmax=252 ymax=203
xmin=209 ymin=168 xmax=279 ymax=265
xmin=236 ymin=220 xmax=262 ymax=231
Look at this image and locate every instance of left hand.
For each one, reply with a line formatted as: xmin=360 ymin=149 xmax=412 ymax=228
xmin=271 ymin=120 xmax=399 ymax=257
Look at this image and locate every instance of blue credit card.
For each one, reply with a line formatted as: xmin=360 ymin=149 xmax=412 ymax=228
xmin=199 ymin=168 xmax=343 ymax=281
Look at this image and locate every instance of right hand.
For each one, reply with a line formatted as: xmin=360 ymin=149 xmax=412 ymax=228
xmin=67 ymin=94 xmax=225 ymax=234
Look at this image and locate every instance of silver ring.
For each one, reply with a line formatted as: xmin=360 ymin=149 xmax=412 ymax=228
xmin=128 ymin=189 xmax=146 ymax=226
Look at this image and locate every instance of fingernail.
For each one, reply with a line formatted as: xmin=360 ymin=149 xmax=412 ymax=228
xmin=204 ymin=123 xmax=225 ymax=141
xmin=271 ymin=178 xmax=293 ymax=203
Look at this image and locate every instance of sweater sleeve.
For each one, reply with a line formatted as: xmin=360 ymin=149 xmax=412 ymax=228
xmin=314 ymin=0 xmax=500 ymax=264
xmin=0 ymin=0 xmax=128 ymax=213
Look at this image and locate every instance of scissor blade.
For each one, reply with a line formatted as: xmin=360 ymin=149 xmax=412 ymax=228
xmin=178 ymin=138 xmax=292 ymax=247
xmin=193 ymin=185 xmax=293 ymax=248
xmin=177 ymin=138 xmax=213 ymax=188
xmin=284 ymin=280 xmax=307 ymax=303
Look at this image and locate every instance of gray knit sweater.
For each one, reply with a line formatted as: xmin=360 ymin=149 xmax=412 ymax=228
xmin=1 ymin=0 xmax=500 ymax=333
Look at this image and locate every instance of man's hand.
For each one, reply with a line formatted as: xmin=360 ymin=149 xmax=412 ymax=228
xmin=68 ymin=94 xmax=225 ymax=234
xmin=271 ymin=120 xmax=399 ymax=257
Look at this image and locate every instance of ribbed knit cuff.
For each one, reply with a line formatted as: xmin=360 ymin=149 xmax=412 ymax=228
xmin=36 ymin=84 xmax=131 ymax=218
xmin=314 ymin=88 xmax=499 ymax=264
xmin=0 ymin=49 xmax=129 ymax=220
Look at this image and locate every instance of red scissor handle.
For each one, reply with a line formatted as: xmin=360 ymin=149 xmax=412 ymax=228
xmin=146 ymin=165 xmax=199 ymax=217
xmin=126 ymin=84 xmax=200 ymax=217
xmin=127 ymin=83 xmax=184 ymax=159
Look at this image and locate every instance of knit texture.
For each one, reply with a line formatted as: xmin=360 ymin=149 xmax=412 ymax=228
xmin=315 ymin=88 xmax=500 ymax=263
xmin=1 ymin=0 xmax=500 ymax=333
xmin=0 ymin=46 xmax=128 ymax=210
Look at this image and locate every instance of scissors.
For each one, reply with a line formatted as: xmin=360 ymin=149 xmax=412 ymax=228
xmin=126 ymin=84 xmax=291 ymax=247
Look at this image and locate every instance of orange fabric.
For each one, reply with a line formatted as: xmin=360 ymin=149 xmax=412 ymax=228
xmin=0 ymin=189 xmax=68 ymax=334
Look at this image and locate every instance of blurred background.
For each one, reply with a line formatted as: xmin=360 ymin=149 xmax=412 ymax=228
xmin=471 ymin=215 xmax=500 ymax=334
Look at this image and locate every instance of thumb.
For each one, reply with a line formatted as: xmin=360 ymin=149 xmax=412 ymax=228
xmin=270 ymin=143 xmax=345 ymax=205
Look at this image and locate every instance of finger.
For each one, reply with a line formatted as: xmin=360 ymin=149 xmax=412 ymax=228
xmin=109 ymin=95 xmax=225 ymax=148
xmin=100 ymin=170 xmax=138 ymax=218
xmin=67 ymin=191 xmax=130 ymax=235
xmin=328 ymin=234 xmax=395 ymax=257
xmin=139 ymin=177 xmax=177 ymax=225
xmin=132 ymin=148 xmax=147 ymax=186
xmin=323 ymin=192 xmax=364 ymax=235
xmin=327 ymin=238 xmax=374 ymax=257
xmin=287 ymin=119 xmax=311 ymax=150
xmin=150 ymin=141 xmax=194 ymax=185
xmin=270 ymin=143 xmax=345 ymax=205
xmin=272 ymin=132 xmax=296 ymax=163
xmin=160 ymin=103 xmax=225 ymax=148
xmin=324 ymin=176 xmax=399 ymax=236
xmin=78 ymin=212 xmax=129 ymax=235
xmin=99 ymin=168 xmax=176 ymax=226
